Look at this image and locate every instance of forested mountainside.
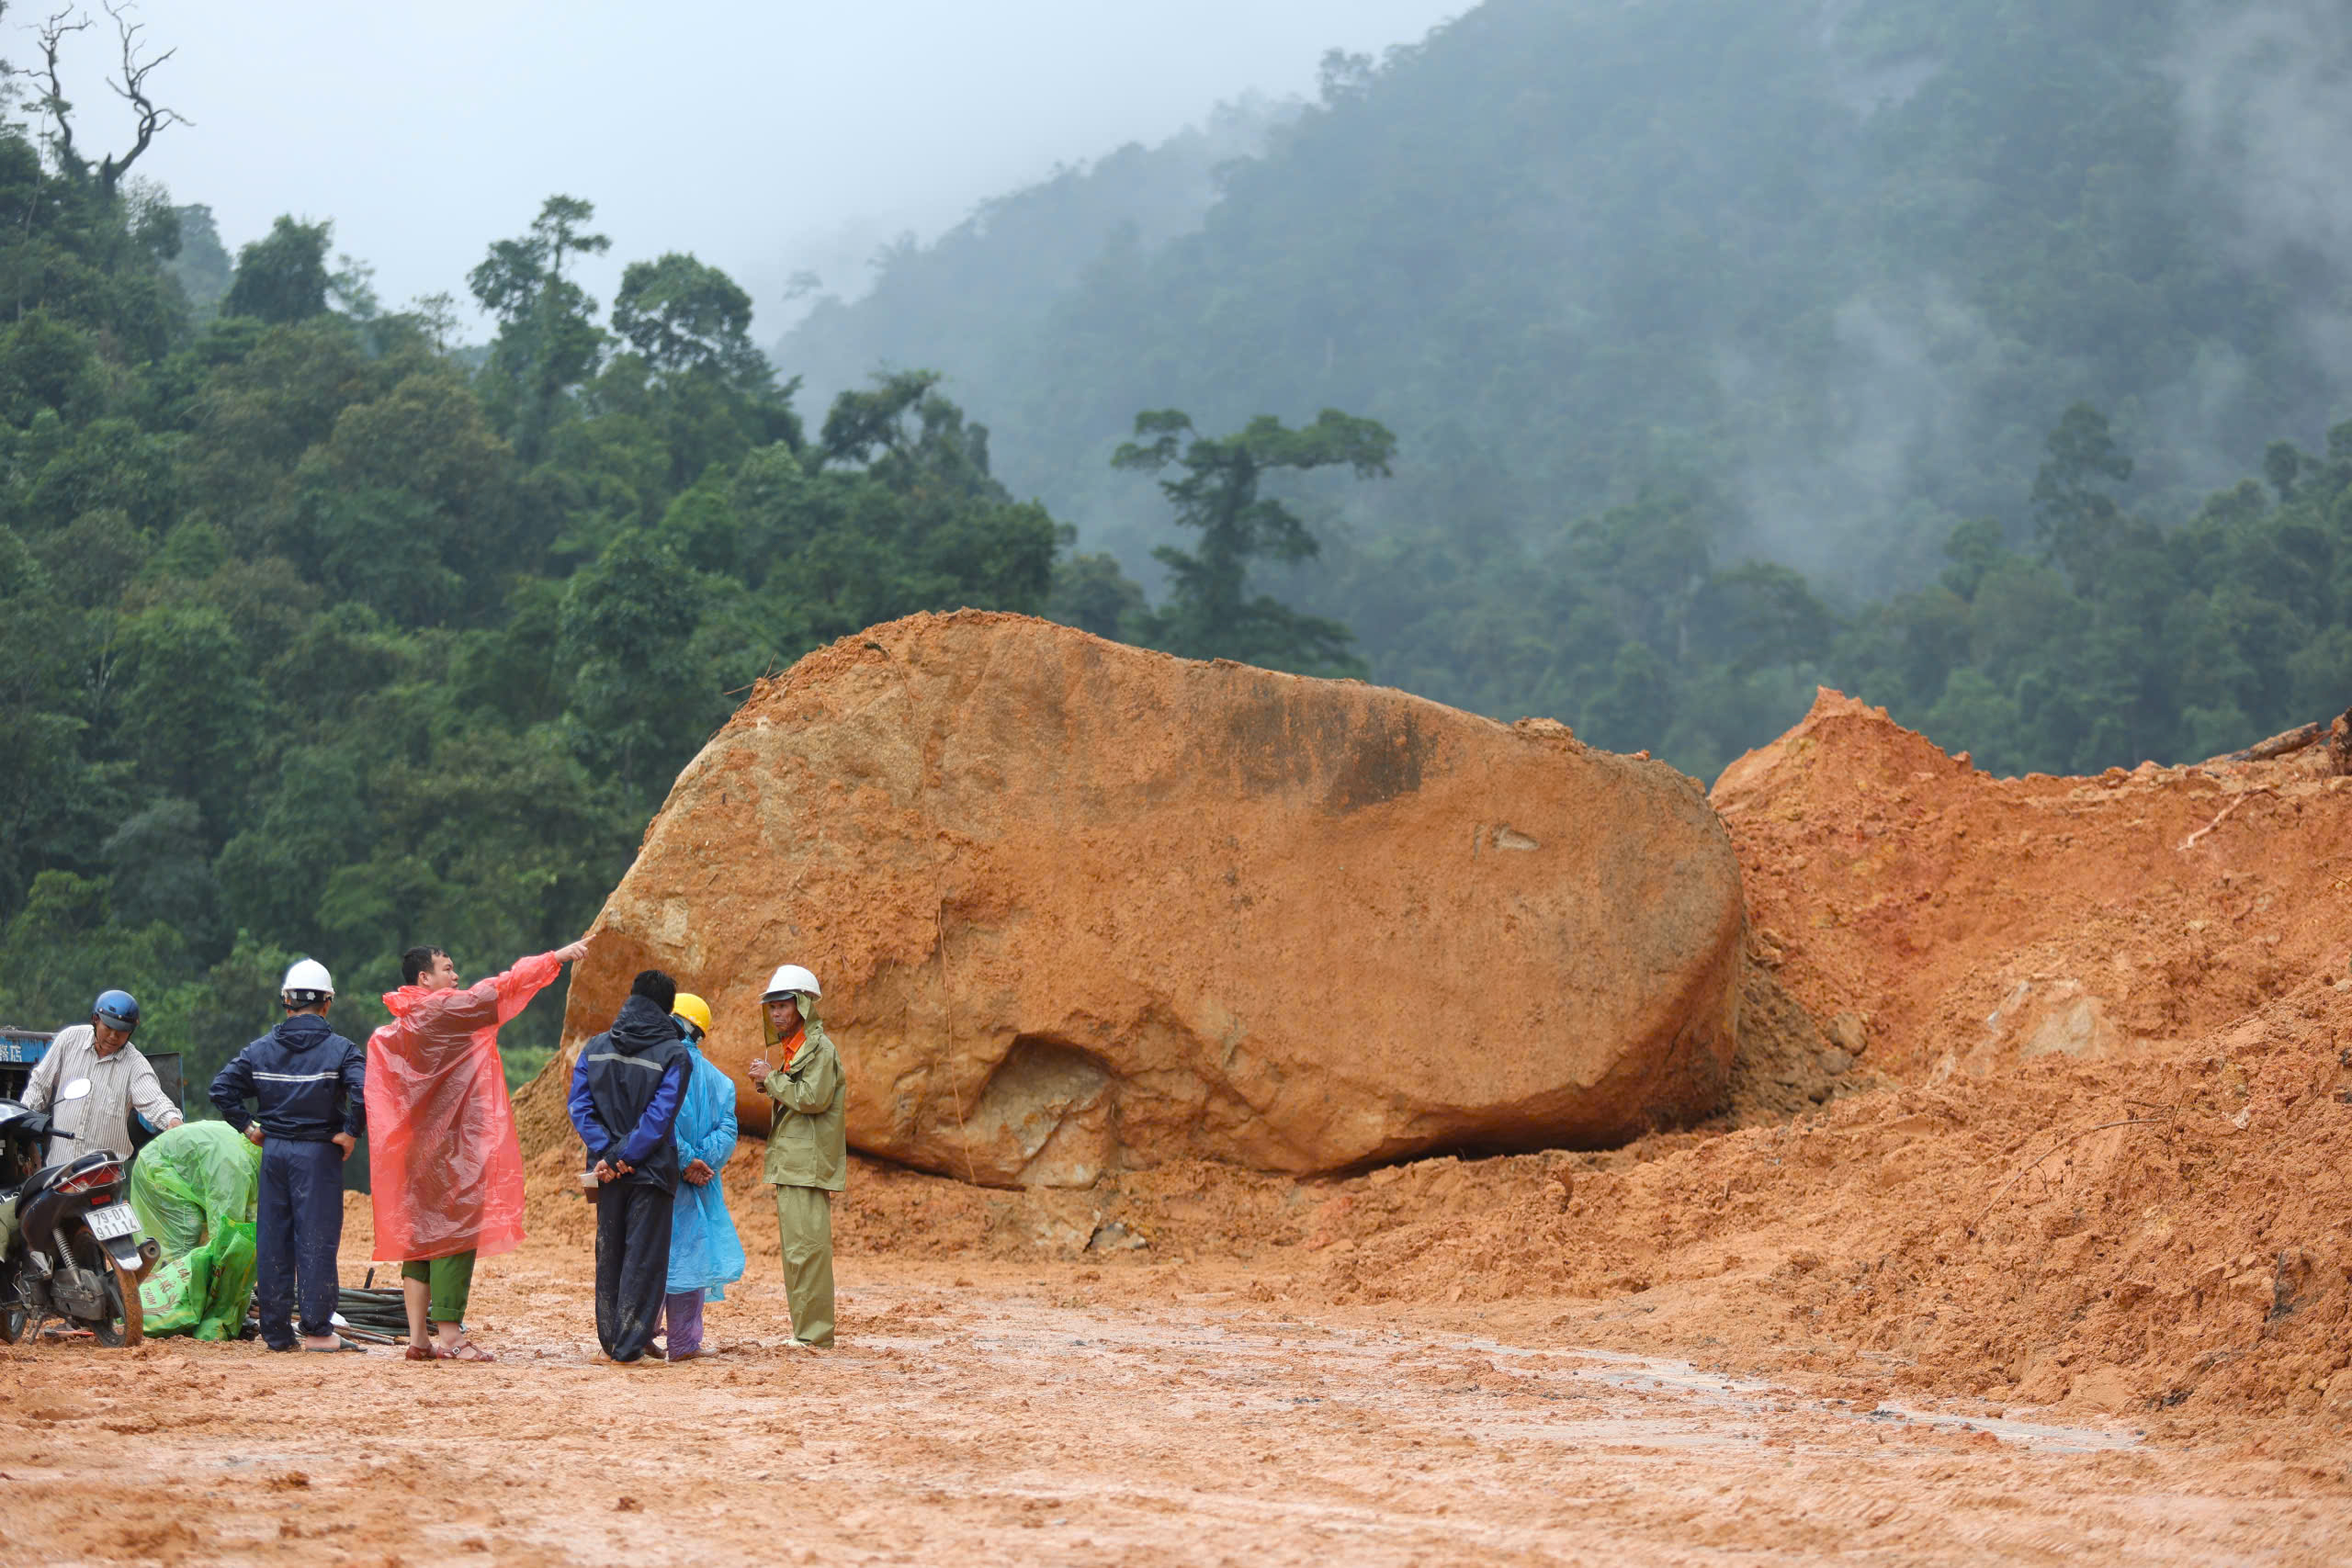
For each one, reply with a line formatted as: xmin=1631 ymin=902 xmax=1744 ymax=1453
xmin=0 ymin=142 xmax=1065 ymax=1084
xmin=780 ymin=0 xmax=2352 ymax=765
xmin=10 ymin=0 xmax=2352 ymax=1089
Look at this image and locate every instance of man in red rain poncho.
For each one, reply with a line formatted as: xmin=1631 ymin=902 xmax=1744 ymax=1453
xmin=368 ymin=938 xmax=586 ymax=1361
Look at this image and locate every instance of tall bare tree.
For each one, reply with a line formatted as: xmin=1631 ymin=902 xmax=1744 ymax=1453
xmin=16 ymin=2 xmax=187 ymax=197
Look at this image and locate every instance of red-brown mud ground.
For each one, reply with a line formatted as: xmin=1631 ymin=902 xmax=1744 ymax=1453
xmin=11 ymin=690 xmax=2352 ymax=1562
xmin=4 ymin=1228 xmax=2346 ymax=1567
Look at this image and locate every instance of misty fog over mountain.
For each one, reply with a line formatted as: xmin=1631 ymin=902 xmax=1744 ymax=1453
xmin=784 ymin=0 xmax=2352 ymax=590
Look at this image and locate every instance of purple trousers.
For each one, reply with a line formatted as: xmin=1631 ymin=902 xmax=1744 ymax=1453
xmin=661 ymin=1290 xmax=705 ymax=1355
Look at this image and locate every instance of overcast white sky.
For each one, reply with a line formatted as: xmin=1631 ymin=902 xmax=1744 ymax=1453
xmin=37 ymin=1 xmax=1460 ymax=331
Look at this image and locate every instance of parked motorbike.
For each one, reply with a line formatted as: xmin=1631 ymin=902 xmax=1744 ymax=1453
xmin=0 ymin=1078 xmax=158 ymax=1345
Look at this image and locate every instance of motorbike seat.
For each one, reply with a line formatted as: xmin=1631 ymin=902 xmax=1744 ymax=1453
xmin=15 ymin=1161 xmax=73 ymax=1202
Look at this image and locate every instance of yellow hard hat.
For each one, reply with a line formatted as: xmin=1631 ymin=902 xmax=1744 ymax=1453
xmin=672 ymin=992 xmax=714 ymax=1041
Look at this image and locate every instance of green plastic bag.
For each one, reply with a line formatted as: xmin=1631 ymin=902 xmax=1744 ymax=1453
xmin=197 ymin=1223 xmax=255 ymax=1340
xmin=135 ymin=1221 xmax=257 ymax=1339
xmin=137 ymin=1247 xmax=210 ymax=1337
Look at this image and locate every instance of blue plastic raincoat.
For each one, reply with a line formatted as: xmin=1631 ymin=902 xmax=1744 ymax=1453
xmin=666 ymin=1043 xmax=746 ymax=1300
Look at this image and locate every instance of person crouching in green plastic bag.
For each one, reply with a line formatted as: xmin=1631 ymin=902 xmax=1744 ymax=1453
xmin=128 ymin=1120 xmax=263 ymax=1339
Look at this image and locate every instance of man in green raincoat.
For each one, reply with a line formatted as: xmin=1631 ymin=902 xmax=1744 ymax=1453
xmin=127 ymin=1119 xmax=262 ymax=1258
xmin=746 ymin=963 xmax=843 ymax=1349
xmin=124 ymin=1118 xmax=264 ymax=1338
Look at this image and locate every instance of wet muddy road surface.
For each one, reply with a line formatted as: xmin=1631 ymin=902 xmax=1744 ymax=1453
xmin=4 ymin=1253 xmax=2344 ymax=1567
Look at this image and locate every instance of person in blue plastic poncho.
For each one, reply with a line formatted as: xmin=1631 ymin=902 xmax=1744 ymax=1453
xmin=658 ymin=992 xmax=744 ymax=1361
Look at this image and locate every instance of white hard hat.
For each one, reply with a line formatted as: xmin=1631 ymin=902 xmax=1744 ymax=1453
xmin=762 ymin=964 xmax=820 ymax=1000
xmin=281 ymin=958 xmax=334 ymax=998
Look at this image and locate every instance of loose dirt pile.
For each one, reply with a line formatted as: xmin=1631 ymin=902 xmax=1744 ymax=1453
xmin=1716 ymin=688 xmax=2352 ymax=1082
xmin=548 ymin=610 xmax=1745 ymax=1179
xmin=518 ymin=684 xmax=2352 ymax=1435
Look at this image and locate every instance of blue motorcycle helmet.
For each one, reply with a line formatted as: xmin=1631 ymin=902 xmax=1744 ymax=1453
xmin=91 ymin=988 xmax=140 ymax=1034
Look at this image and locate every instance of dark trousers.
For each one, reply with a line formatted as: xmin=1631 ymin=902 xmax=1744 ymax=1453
xmin=256 ymin=1139 xmax=343 ymax=1348
xmin=594 ymin=1181 xmax=674 ymax=1363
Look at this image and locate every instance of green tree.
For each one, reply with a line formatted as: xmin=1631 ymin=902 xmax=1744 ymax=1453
xmin=107 ymin=601 xmax=266 ymax=828
xmin=1048 ymin=550 xmax=1147 ymax=641
xmin=221 ymin=216 xmax=333 ymax=324
xmin=469 ymin=196 xmax=611 ymax=462
xmin=1113 ymin=408 xmax=1394 ymax=673
xmin=594 ymin=254 xmax=798 ymax=492
xmin=612 ymin=253 xmax=762 ymax=379
xmin=557 ymin=528 xmax=710 ymax=799
xmin=2031 ymin=403 xmax=2139 ymax=594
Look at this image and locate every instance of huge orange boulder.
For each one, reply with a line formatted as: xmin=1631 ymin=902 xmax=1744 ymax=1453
xmin=556 ymin=612 xmax=1745 ymax=1184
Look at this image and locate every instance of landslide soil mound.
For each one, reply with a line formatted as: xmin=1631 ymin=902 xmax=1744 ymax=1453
xmin=522 ymin=685 xmax=2352 ymax=1432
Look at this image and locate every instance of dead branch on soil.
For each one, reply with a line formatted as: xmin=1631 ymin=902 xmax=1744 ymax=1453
xmin=2177 ymin=788 xmax=2273 ymax=852
xmin=2212 ymin=704 xmax=2352 ymax=773
xmin=2222 ymin=722 xmax=2324 ymax=763
xmin=1966 ymin=1117 xmax=2167 ymax=1237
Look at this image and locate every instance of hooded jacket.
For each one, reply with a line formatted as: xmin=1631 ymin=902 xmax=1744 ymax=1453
xmin=210 ymin=1013 xmax=368 ymax=1144
xmin=568 ymin=994 xmax=692 ymax=1193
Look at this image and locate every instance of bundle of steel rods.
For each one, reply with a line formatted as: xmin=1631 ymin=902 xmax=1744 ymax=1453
xmin=333 ymin=1285 xmax=411 ymax=1344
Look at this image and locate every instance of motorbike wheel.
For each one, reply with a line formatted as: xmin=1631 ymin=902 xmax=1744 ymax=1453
xmin=88 ymin=1260 xmax=142 ymax=1347
xmin=70 ymin=1232 xmax=143 ymax=1348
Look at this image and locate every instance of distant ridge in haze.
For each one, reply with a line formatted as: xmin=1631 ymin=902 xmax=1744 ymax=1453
xmin=776 ymin=0 xmax=2352 ymax=589
xmin=777 ymin=96 xmax=1290 ymax=420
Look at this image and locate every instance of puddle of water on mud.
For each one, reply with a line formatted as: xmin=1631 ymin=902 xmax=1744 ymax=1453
xmin=864 ymin=1295 xmax=2138 ymax=1459
xmin=1462 ymin=1340 xmax=2138 ymax=1454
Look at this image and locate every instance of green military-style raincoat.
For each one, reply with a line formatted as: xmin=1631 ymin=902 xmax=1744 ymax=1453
xmin=760 ymin=1010 xmax=846 ymax=1191
xmin=759 ymin=990 xmax=844 ymax=1347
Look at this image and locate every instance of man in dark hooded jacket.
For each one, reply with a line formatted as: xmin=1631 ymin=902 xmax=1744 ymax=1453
xmin=568 ymin=969 xmax=692 ymax=1363
xmin=209 ymin=958 xmax=368 ymax=1352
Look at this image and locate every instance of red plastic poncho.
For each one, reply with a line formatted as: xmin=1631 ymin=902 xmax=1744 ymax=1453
xmin=366 ymin=950 xmax=564 ymax=1263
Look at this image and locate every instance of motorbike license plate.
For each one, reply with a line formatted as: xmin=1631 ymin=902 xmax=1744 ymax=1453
xmin=85 ymin=1203 xmax=138 ymax=1241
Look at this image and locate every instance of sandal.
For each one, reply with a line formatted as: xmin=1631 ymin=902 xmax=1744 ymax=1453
xmin=404 ymin=1344 xmax=437 ymax=1362
xmin=435 ymin=1341 xmax=495 ymax=1362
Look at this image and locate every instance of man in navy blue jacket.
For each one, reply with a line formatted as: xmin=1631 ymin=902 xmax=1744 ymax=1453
xmin=569 ymin=969 xmax=691 ymax=1364
xmin=209 ymin=958 xmax=368 ymax=1353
